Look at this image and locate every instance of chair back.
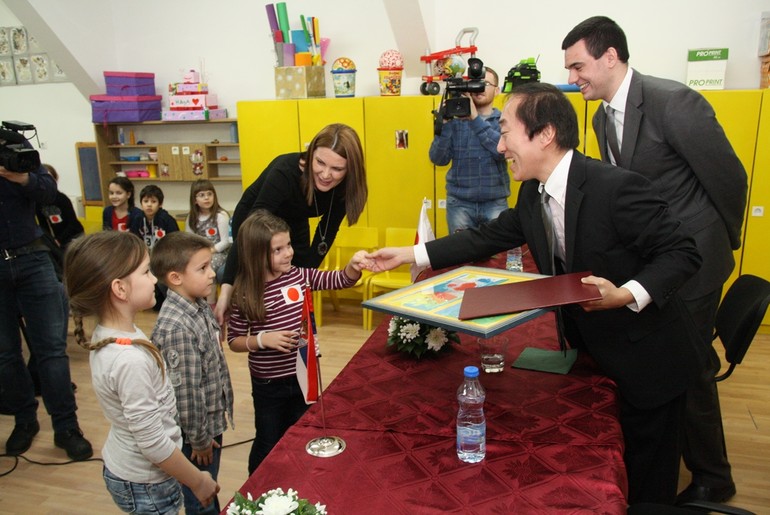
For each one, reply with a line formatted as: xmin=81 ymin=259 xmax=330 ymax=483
xmin=331 ymin=226 xmax=379 ymax=270
xmin=714 ymin=274 xmax=770 ymax=381
xmin=384 ymin=227 xmax=417 ymax=275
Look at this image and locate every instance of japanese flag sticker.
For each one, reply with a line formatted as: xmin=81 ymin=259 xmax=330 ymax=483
xmin=280 ymin=284 xmax=303 ymax=304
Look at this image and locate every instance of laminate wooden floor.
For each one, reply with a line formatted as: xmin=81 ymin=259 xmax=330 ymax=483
xmin=1 ymin=302 xmax=768 ymax=514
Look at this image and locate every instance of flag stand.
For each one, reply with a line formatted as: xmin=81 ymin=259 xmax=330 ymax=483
xmin=305 ymin=356 xmax=346 ymax=457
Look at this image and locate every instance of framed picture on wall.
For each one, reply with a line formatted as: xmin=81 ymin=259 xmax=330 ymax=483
xmin=0 ymin=56 xmax=15 ymax=85
xmin=31 ymin=53 xmax=51 ymax=83
xmin=11 ymin=27 xmax=28 ymax=55
xmin=0 ymin=28 xmax=10 ymax=56
xmin=13 ymin=55 xmax=32 ymax=84
xmin=50 ymin=58 xmax=67 ymax=82
xmin=27 ymin=33 xmax=43 ymax=53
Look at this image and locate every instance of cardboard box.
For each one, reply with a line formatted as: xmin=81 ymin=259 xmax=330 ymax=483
xmin=161 ymin=108 xmax=228 ymax=121
xmin=169 ymin=93 xmax=218 ymax=110
xmin=104 ymin=71 xmax=156 ymax=96
xmin=170 ymin=82 xmax=209 ymax=94
xmin=90 ymin=95 xmax=162 ymax=123
xmin=274 ymin=66 xmax=325 ymax=99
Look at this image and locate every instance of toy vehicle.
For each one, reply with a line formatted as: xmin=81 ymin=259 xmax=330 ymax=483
xmin=419 ymin=27 xmax=478 ymax=95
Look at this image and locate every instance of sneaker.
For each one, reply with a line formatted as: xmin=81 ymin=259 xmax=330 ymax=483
xmin=54 ymin=427 xmax=93 ymax=461
xmin=5 ymin=420 xmax=40 ymax=455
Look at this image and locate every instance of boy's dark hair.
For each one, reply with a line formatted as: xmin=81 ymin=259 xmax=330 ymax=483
xmin=509 ymin=82 xmax=580 ymax=151
xmin=140 ymin=184 xmax=165 ymax=205
xmin=561 ymin=16 xmax=630 ymax=63
xmin=151 ymin=231 xmax=213 ymax=285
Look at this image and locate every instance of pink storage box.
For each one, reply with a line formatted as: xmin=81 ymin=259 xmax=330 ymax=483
xmin=104 ymin=71 xmax=156 ymax=96
xmin=90 ymin=95 xmax=163 ymax=123
xmin=124 ymin=169 xmax=150 ymax=178
xmin=169 ymin=94 xmax=218 ymax=111
xmin=170 ymin=82 xmax=209 ymax=94
xmin=161 ymin=108 xmax=228 ymax=121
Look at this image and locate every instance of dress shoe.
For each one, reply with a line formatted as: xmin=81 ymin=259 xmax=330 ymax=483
xmin=54 ymin=427 xmax=93 ymax=461
xmin=5 ymin=420 xmax=40 ymax=455
xmin=676 ymin=482 xmax=737 ymax=505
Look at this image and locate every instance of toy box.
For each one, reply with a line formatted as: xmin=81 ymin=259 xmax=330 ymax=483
xmin=161 ymin=108 xmax=228 ymax=121
xmin=274 ymin=66 xmax=325 ymax=99
xmin=90 ymin=95 xmax=162 ymax=123
xmin=170 ymin=82 xmax=209 ymax=94
xmin=169 ymin=93 xmax=219 ymax=110
xmin=104 ymin=71 xmax=156 ymax=96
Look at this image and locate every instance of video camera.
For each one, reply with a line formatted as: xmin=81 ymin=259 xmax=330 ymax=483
xmin=432 ymin=57 xmax=487 ymax=135
xmin=0 ymin=120 xmax=41 ymax=173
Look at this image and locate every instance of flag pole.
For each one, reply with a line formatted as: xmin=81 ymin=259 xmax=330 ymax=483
xmin=304 ymin=285 xmax=345 ymax=457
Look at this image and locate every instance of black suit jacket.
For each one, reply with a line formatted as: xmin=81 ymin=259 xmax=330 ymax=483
xmin=426 ymin=151 xmax=703 ymax=409
xmin=593 ymin=71 xmax=747 ymax=300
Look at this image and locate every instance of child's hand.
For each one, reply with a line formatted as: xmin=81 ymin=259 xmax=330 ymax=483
xmin=191 ymin=440 xmax=220 ymax=466
xmin=263 ymin=330 xmax=299 ymax=353
xmin=192 ymin=471 xmax=220 ymax=507
xmin=345 ymin=250 xmax=371 ymax=278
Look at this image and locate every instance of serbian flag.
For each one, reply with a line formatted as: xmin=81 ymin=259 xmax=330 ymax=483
xmin=410 ymin=198 xmax=435 ymax=282
xmin=296 ymin=284 xmax=319 ymax=404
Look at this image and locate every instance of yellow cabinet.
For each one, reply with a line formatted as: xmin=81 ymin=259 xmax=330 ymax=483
xmin=297 ymin=97 xmax=365 ymax=151
xmin=364 ymin=96 xmax=435 ymax=241
xmin=237 ymin=100 xmax=299 ymax=187
xmin=741 ymin=90 xmax=770 ymax=328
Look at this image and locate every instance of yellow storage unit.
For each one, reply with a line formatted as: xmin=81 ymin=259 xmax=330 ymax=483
xmin=237 ymin=100 xmax=299 ymax=187
xmin=364 ymin=95 xmax=435 ymax=242
xmin=432 ymin=95 xmax=450 ymax=237
xmin=296 ymin=97 xmax=365 ymax=150
xmin=700 ymin=90 xmax=763 ymax=290
xmin=740 ymin=90 xmax=770 ymax=330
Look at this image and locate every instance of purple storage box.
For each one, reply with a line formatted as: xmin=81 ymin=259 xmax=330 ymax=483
xmin=90 ymin=95 xmax=162 ymax=123
xmin=104 ymin=71 xmax=156 ymax=96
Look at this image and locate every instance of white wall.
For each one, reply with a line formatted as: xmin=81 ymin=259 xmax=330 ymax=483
xmin=2 ymin=0 xmax=768 ymax=210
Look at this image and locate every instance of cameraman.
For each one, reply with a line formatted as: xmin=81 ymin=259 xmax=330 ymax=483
xmin=0 ymin=161 xmax=93 ymax=460
xmin=429 ymin=66 xmax=509 ymax=234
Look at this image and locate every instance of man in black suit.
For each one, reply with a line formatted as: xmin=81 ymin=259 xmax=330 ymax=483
xmin=368 ymin=83 xmax=702 ymax=505
xmin=562 ymin=16 xmax=748 ymax=505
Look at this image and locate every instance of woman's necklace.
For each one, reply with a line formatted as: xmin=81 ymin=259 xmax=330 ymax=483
xmin=313 ymin=189 xmax=334 ymax=256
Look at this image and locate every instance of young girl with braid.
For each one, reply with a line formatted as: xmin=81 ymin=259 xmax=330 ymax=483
xmin=63 ymin=231 xmax=219 ymax=514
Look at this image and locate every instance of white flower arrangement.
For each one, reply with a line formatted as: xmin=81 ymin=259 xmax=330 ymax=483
xmin=386 ymin=316 xmax=460 ymax=358
xmin=227 ymin=488 xmax=327 ymax=515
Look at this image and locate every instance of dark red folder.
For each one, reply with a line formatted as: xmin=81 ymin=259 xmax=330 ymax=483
xmin=458 ymin=271 xmax=602 ymax=320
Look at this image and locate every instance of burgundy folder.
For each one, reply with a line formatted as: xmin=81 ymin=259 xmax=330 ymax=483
xmin=458 ymin=271 xmax=602 ymax=320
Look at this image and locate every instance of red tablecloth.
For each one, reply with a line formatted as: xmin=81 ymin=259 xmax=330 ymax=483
xmin=225 ymin=250 xmax=629 ymax=514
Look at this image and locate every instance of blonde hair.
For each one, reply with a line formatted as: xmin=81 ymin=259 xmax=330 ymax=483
xmin=231 ymin=210 xmax=290 ymax=321
xmin=63 ymin=231 xmax=165 ymax=376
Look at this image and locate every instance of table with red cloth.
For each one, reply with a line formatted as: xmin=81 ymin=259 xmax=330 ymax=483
xmin=224 ymin=250 xmax=628 ymax=514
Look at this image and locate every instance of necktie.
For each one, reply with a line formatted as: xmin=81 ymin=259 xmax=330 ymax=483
xmin=540 ymin=189 xmax=568 ymax=353
xmin=605 ymin=104 xmax=622 ymax=166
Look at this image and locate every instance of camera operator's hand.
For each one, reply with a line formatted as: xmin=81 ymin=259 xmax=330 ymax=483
xmin=467 ymin=94 xmax=479 ymax=120
xmin=0 ymin=166 xmax=30 ymax=186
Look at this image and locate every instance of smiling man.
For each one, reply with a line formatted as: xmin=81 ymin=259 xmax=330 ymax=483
xmin=368 ymin=82 xmax=703 ymax=505
xmin=562 ymin=16 xmax=748 ymax=506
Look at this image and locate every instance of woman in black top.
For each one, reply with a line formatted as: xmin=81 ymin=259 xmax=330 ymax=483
xmin=214 ymin=123 xmax=367 ymax=323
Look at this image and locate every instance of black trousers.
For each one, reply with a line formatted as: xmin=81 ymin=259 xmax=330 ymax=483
xmin=680 ymin=288 xmax=733 ymax=487
xmin=621 ymin=392 xmax=687 ymax=505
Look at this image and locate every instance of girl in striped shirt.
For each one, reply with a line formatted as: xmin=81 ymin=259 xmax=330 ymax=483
xmin=226 ymin=210 xmax=370 ymax=474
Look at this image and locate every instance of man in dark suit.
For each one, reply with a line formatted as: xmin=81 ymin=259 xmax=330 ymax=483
xmin=367 ymin=82 xmax=702 ymax=505
xmin=562 ymin=16 xmax=748 ymax=505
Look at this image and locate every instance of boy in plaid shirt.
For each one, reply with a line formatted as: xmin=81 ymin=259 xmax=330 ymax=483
xmin=151 ymin=232 xmax=234 ymax=515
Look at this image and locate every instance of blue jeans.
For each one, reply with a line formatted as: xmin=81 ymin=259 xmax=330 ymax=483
xmin=248 ymin=375 xmax=309 ymax=474
xmin=103 ymin=466 xmax=183 ymax=515
xmin=0 ymin=250 xmax=78 ymax=432
xmin=446 ymin=195 xmax=509 ymax=234
xmin=181 ymin=434 xmax=222 ymax=515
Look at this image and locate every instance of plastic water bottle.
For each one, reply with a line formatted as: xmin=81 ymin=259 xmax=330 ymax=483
xmin=457 ymin=365 xmax=486 ymax=463
xmin=506 ymin=246 xmax=523 ymax=272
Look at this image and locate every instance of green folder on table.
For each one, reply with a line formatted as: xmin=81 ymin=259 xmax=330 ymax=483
xmin=512 ymin=347 xmax=578 ymax=375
